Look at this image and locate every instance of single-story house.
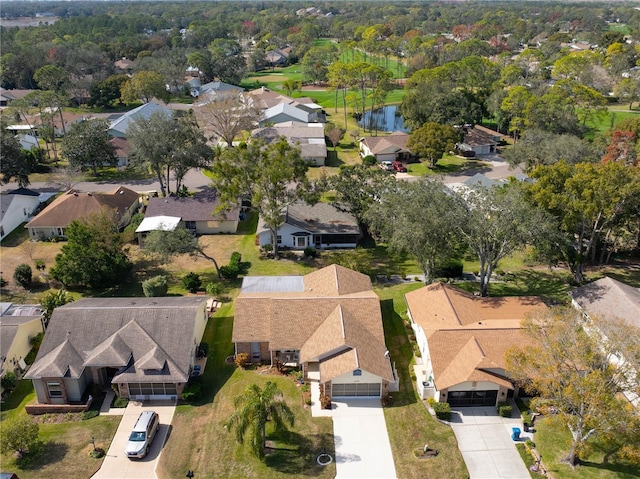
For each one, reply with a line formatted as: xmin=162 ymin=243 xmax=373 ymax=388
xmin=265 ymin=49 xmax=288 ymax=67
xmin=359 ymin=132 xmax=414 ymax=163
xmin=256 ymin=202 xmax=361 ymax=250
xmin=109 ymin=137 xmax=130 ymax=168
xmin=25 ymin=186 xmax=140 ymax=240
xmin=405 ymin=283 xmax=547 ymax=407
xmin=25 ymin=297 xmax=210 ymax=411
xmin=137 ymin=189 xmax=240 ymax=244
xmin=260 ymin=102 xmax=314 ymax=126
xmin=0 ymin=188 xmax=49 ymax=240
xmin=195 ymin=80 xmax=244 ymax=99
xmin=252 ymin=121 xmax=327 ymax=166
xmin=108 ymin=102 xmax=173 ymax=139
xmin=232 ymin=264 xmax=396 ymax=399
xmin=457 ymin=125 xmax=499 ymax=156
xmin=0 ymin=303 xmax=43 ymax=393
xmin=114 ymin=58 xmax=134 ymax=72
xmin=0 ymin=88 xmax=35 ymax=107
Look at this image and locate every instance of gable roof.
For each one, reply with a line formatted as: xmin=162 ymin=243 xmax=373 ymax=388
xmin=0 ymin=305 xmax=43 ymax=363
xmin=26 ymin=187 xmax=138 ymax=229
xmin=570 ymin=277 xmax=640 ymax=328
xmin=461 ymin=127 xmax=498 ymax=148
xmin=25 ymin=296 xmax=207 ymax=383
xmin=108 ymin=103 xmax=172 ymax=137
xmin=257 ymin=202 xmax=360 ymax=238
xmin=361 ymin=132 xmax=411 ymax=155
xmin=262 ymin=102 xmax=310 ymax=123
xmin=144 ymin=189 xmax=240 ymax=222
xmin=233 ymin=265 xmax=393 ymax=382
xmin=199 ymin=81 xmax=244 ymax=94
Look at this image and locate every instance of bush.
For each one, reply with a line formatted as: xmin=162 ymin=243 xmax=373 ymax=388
xmin=436 ymin=259 xmax=463 ymax=279
xmin=229 ymin=252 xmax=241 ymax=265
xmin=320 ymin=394 xmax=332 ymax=409
xmin=525 ymin=439 xmax=536 ymax=449
xmin=206 ymin=281 xmax=225 ymax=297
xmin=82 ymin=410 xmax=99 ymax=420
xmin=181 ymin=382 xmax=202 ymax=402
xmin=112 ymin=396 xmax=129 ymax=408
xmin=362 ymin=155 xmax=377 ymax=166
xmin=182 ymin=272 xmax=202 ymax=293
xmin=498 ymin=401 xmax=513 ymax=417
xmin=427 ymin=397 xmax=437 ymax=407
xmin=1 ymin=372 xmax=17 ymax=391
xmin=14 ymin=263 xmax=32 ymax=288
xmin=433 ymin=402 xmax=452 ymax=420
xmin=235 ymin=352 xmax=250 ymax=369
xmin=219 ymin=264 xmax=239 ymax=280
xmin=142 ymin=275 xmax=168 ymax=297
xmin=303 ymin=247 xmax=316 ymax=258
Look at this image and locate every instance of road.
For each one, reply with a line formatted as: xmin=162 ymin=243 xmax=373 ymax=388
xmin=0 ymin=155 xmax=522 ymax=195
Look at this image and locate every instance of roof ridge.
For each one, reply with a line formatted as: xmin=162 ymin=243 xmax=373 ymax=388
xmin=442 ymin=284 xmax=462 ymax=326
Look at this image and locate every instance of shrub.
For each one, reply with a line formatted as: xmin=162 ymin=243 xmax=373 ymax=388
xmin=229 ymin=252 xmax=241 ymax=265
xmin=142 ymin=275 xmax=168 ymax=297
xmin=0 ymin=275 xmax=6 ymax=287
xmin=1 ymin=372 xmax=17 ymax=391
xmin=182 ymin=272 xmax=202 ymax=293
xmin=206 ymin=281 xmax=224 ymax=297
xmin=433 ymin=402 xmax=452 ymax=420
xmin=303 ymin=247 xmax=316 ymax=258
xmin=14 ymin=263 xmax=32 ymax=288
xmin=362 ymin=155 xmax=377 ymax=166
xmin=320 ymin=394 xmax=332 ymax=409
xmin=34 ymin=259 xmax=46 ymax=271
xmin=219 ymin=264 xmax=239 ymax=280
xmin=525 ymin=439 xmax=536 ymax=449
xmin=181 ymin=382 xmax=202 ymax=402
xmin=82 ymin=410 xmax=99 ymax=420
xmin=235 ymin=352 xmax=250 ymax=369
xmin=427 ymin=397 xmax=437 ymax=407
xmin=436 ymin=259 xmax=463 ymax=279
xmin=498 ymin=401 xmax=513 ymax=417
xmin=112 ymin=396 xmax=129 ymax=408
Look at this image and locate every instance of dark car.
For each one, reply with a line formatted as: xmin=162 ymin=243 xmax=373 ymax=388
xmin=392 ymin=161 xmax=407 ymax=172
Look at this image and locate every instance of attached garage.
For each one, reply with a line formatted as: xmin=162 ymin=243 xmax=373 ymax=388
xmin=126 ymin=382 xmax=178 ymax=400
xmin=332 ymin=382 xmax=381 ymax=397
xmin=448 ymin=390 xmax=498 ymax=407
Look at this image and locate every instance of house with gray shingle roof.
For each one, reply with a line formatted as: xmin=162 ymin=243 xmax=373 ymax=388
xmin=256 ymin=202 xmax=361 ymax=250
xmin=25 ymin=297 xmax=209 ymax=409
xmin=108 ymin=102 xmax=172 ymax=139
xmin=252 ymin=121 xmax=327 ymax=166
xmin=232 ymin=265 xmax=396 ymax=399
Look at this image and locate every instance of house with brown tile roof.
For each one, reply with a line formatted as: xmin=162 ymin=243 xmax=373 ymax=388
xmin=25 ymin=297 xmax=209 ymax=411
xmin=405 ymin=283 xmax=546 ymax=406
xmin=457 ymin=125 xmax=499 ymax=156
xmin=233 ymin=265 xmax=396 ymax=399
xmin=25 ymin=187 xmax=140 ymax=240
xmin=359 ymin=132 xmax=415 ymax=164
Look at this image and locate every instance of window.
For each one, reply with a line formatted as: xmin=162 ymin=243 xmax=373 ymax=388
xmin=276 ymin=235 xmax=282 ymax=244
xmin=0 ymin=226 xmax=4 ymax=238
xmin=47 ymin=382 xmax=63 ymax=398
xmin=184 ymin=221 xmax=196 ymax=231
xmin=296 ymin=236 xmax=306 ymax=248
xmin=353 ymin=369 xmax=362 ymax=376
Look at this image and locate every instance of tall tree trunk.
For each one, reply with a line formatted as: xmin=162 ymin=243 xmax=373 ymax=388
xmin=195 ymin=247 xmax=222 ymax=278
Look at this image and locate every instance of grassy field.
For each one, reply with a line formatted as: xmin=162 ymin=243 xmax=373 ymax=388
xmin=0 ymin=381 xmax=121 ymax=479
xmin=535 ymin=415 xmax=640 ymax=479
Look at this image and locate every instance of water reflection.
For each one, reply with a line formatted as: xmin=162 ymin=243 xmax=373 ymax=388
xmin=358 ymin=105 xmax=410 ymax=133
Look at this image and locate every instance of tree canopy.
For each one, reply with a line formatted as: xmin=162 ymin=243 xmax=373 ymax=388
xmin=407 ymin=122 xmax=461 ymax=167
xmin=60 ymin=118 xmax=117 ymax=176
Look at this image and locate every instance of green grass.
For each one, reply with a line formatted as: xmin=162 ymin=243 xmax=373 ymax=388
xmin=584 ymin=106 xmax=640 ymax=138
xmin=376 ymin=283 xmax=468 ymax=479
xmin=406 ymin=155 xmax=491 ymax=176
xmin=608 ymin=23 xmax=630 ymax=35
xmin=338 ymin=48 xmax=407 ymax=79
xmin=516 ymin=443 xmax=541 ymax=478
xmin=535 ymin=416 xmax=640 ymax=479
xmin=0 ymin=222 xmax=30 ymax=247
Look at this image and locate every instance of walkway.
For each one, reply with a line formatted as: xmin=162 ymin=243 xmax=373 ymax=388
xmin=310 ymin=382 xmax=397 ymax=479
xmin=448 ymin=406 xmax=532 ymax=479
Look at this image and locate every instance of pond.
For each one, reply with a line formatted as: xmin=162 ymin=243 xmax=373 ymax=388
xmin=358 ymin=105 xmax=410 ymax=133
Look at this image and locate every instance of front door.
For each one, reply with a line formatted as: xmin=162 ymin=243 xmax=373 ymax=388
xmin=251 ymin=342 xmax=261 ymax=362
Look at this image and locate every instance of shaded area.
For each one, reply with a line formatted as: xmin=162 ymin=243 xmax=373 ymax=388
xmin=264 ymin=431 xmax=334 ymax=476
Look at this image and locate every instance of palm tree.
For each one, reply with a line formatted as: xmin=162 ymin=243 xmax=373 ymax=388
xmin=226 ymin=381 xmax=295 ymax=458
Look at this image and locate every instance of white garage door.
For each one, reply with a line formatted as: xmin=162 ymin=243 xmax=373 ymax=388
xmin=332 ymin=383 xmax=381 ymax=397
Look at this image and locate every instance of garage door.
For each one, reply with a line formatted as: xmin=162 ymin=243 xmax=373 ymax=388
xmin=448 ymin=390 xmax=498 ymax=407
xmin=332 ymin=383 xmax=381 ymax=397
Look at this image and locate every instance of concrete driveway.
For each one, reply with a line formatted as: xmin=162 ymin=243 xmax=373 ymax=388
xmin=449 ymin=406 xmax=532 ymax=479
xmin=92 ymin=400 xmax=176 ymax=479
xmin=327 ymin=398 xmax=397 ymax=479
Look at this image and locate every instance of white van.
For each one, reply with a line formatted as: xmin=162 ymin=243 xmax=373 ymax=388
xmin=125 ymin=410 xmax=159 ymax=459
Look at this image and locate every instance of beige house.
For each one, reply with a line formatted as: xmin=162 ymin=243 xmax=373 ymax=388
xmin=25 ymin=187 xmax=140 ymax=240
xmin=233 ymin=265 xmax=396 ymax=399
xmin=0 ymin=303 xmax=43 ymax=393
xmin=25 ymin=297 xmax=209 ymax=412
xmin=405 ymin=283 xmax=546 ymax=407
xmin=359 ymin=132 xmax=414 ymax=163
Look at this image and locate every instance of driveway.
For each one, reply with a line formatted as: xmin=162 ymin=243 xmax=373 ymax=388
xmin=317 ymin=396 xmax=397 ymax=479
xmin=448 ymin=406 xmax=532 ymax=479
xmin=92 ymin=400 xmax=176 ymax=479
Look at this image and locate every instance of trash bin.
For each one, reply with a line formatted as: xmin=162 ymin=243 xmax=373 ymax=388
xmin=511 ymin=427 xmax=521 ymax=441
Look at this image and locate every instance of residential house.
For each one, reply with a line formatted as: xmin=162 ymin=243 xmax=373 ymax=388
xmin=265 ymin=49 xmax=288 ymax=67
xmin=25 ymin=297 xmax=209 ymax=412
xmin=108 ymin=102 xmax=172 ymax=139
xmin=193 ymin=80 xmax=244 ymax=99
xmin=0 ymin=188 xmax=49 ymax=240
xmin=0 ymin=88 xmax=35 ymax=108
xmin=0 ymin=303 xmax=43 ymax=393
xmin=359 ymin=132 xmax=414 ymax=163
xmin=136 ymin=189 xmax=240 ymax=244
xmin=252 ymin=121 xmax=327 ymax=166
xmin=405 ymin=283 xmax=547 ymax=406
xmin=109 ymin=137 xmax=130 ymax=168
xmin=457 ymin=125 xmax=500 ymax=156
xmin=260 ymin=102 xmax=315 ymax=126
xmin=232 ymin=264 xmax=396 ymax=399
xmin=256 ymin=202 xmax=361 ymax=250
xmin=114 ymin=58 xmax=134 ymax=72
xmin=25 ymin=186 xmax=140 ymax=240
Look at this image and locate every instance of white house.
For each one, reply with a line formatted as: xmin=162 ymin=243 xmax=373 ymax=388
xmin=0 ymin=188 xmax=51 ymax=240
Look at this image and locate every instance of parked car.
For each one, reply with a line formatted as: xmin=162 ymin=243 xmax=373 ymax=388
xmin=379 ymin=161 xmax=394 ymax=171
xmin=125 ymin=411 xmax=159 ymax=459
xmin=392 ymin=161 xmax=407 ymax=172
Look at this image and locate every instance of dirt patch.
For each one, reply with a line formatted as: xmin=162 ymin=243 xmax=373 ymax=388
xmin=301 ymin=85 xmax=328 ymax=91
xmin=0 ymin=240 xmax=63 ymax=289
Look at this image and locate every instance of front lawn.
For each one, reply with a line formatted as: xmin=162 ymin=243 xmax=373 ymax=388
xmin=376 ymin=283 xmax=469 ymax=479
xmin=535 ymin=415 xmax=640 ymax=479
xmin=157 ymin=302 xmax=336 ymax=479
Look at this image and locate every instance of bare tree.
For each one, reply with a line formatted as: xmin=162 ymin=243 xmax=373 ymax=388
xmin=47 ymin=164 xmax=87 ymax=191
xmin=194 ymin=92 xmax=261 ymax=147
